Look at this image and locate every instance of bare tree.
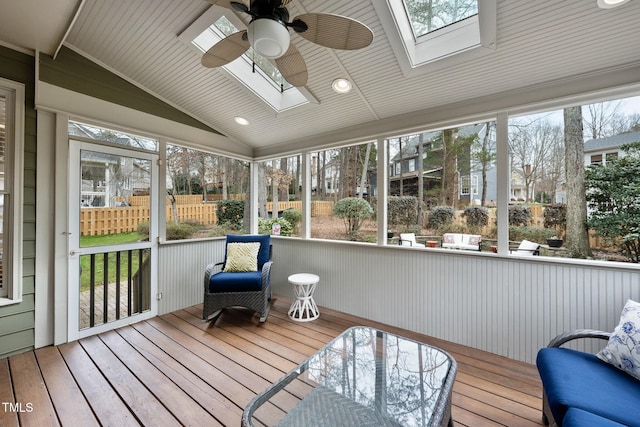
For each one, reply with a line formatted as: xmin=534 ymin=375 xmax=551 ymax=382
xmin=405 ymin=0 xmax=477 ymax=33
xmin=584 ymin=101 xmax=624 ymax=139
xmin=564 ymin=106 xmax=592 ymax=258
xmin=509 ymin=119 xmax=561 ymax=202
xmin=257 ymin=162 xmax=267 ymax=218
xmin=278 ymin=157 xmax=289 ymax=202
xmin=442 ymin=128 xmax=459 ymax=206
xmin=358 ymin=143 xmax=372 ymax=198
xmin=470 ymin=122 xmax=497 ymax=206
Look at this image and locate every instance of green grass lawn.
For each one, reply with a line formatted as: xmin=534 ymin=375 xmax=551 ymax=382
xmin=79 ymin=232 xmax=147 ymax=291
xmin=80 ymin=232 xmax=142 ymax=247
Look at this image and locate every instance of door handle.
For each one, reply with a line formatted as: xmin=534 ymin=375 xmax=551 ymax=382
xmin=69 ymin=250 xmax=82 ymax=256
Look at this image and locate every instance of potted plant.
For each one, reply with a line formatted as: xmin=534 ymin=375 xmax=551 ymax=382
xmin=544 ymin=204 xmax=566 ymax=247
xmin=547 ymin=236 xmax=563 ymax=248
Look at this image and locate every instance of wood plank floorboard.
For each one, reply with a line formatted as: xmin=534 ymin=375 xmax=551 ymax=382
xmin=1 ymin=295 xmax=544 ymax=426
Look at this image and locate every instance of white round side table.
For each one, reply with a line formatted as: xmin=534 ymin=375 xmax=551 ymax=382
xmin=287 ymin=273 xmax=320 ymax=322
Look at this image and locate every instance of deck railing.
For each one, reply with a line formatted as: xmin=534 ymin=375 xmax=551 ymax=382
xmin=79 ymin=248 xmax=151 ymax=329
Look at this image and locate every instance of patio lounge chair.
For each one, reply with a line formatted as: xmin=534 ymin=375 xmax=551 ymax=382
xmin=203 ymin=234 xmax=273 ymax=323
xmin=510 ymin=239 xmax=540 ymax=256
xmin=399 ymin=233 xmax=426 ymax=247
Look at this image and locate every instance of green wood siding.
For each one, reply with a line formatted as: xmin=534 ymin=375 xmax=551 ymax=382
xmin=39 ymin=47 xmax=222 ymax=134
xmin=0 ymin=45 xmax=36 ymax=359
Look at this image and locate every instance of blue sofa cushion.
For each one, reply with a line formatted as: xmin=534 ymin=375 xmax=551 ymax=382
xmin=563 ymin=408 xmax=628 ymax=427
xmin=209 ymin=271 xmax=263 ymax=293
xmin=537 ymin=347 xmax=640 ymax=426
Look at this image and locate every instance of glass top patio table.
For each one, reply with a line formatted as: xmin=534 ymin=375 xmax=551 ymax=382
xmin=242 ymin=326 xmax=457 ymax=427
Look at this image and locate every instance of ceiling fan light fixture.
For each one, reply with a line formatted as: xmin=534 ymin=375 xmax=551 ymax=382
xmin=332 ymin=78 xmax=352 ymax=94
xmin=247 ymin=19 xmax=290 ymax=59
xmin=597 ymin=0 xmax=630 ymax=8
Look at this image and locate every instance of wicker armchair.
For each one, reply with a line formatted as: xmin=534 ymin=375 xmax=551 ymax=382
xmin=203 ymin=234 xmax=273 ymax=323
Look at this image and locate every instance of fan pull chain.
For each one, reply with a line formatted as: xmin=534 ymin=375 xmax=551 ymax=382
xmin=280 ymin=83 xmax=284 ymax=93
xmin=252 ymin=62 xmax=255 ymax=73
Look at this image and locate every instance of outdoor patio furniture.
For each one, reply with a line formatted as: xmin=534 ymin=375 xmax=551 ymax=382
xmin=537 ymin=328 xmax=640 ymax=426
xmin=203 ymin=234 xmax=273 ymax=323
xmin=442 ymin=233 xmax=482 ymax=251
xmin=242 ymin=326 xmax=457 ymax=427
xmin=510 ymin=239 xmax=540 ymax=256
xmin=399 ymin=233 xmax=426 ymax=247
xmin=288 ymin=273 xmax=320 ymax=322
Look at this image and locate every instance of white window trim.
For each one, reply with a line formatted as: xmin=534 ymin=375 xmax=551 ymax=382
xmin=373 ymin=0 xmax=496 ymax=78
xmin=0 ymin=77 xmax=25 ymax=306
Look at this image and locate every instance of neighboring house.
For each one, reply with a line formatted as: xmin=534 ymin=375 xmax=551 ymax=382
xmin=71 ymin=122 xmax=151 ymax=206
xmin=388 ymin=123 xmax=497 ymax=206
xmin=509 ymin=169 xmax=529 ymax=202
xmin=584 ymin=131 xmax=640 ymax=166
xmin=553 ymin=131 xmax=640 ymax=204
xmin=310 ymin=152 xmax=340 ymax=196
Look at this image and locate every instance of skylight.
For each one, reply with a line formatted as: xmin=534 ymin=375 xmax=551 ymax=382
xmin=373 ymin=0 xmax=496 ymax=77
xmin=195 ymin=15 xmax=293 ymax=92
xmin=403 ymin=0 xmax=478 ymax=38
xmin=180 ymin=5 xmax=315 ymax=113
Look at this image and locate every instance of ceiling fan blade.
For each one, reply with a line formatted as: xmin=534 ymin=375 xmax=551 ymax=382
xmin=275 ymin=43 xmax=308 ymax=87
xmin=206 ymin=0 xmax=246 ymax=10
xmin=294 ymin=13 xmax=374 ymax=50
xmin=201 ymin=31 xmax=250 ymax=68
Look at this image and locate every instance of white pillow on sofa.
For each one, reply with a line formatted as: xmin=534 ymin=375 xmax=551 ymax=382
xmin=596 ymin=299 xmax=640 ymax=381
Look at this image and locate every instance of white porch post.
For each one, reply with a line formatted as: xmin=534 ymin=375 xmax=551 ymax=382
xmin=377 ymin=137 xmax=389 ymax=245
xmin=496 ymin=112 xmax=510 ymax=254
xmin=250 ymin=161 xmax=259 ymax=233
xmin=301 ymin=150 xmax=311 ymax=239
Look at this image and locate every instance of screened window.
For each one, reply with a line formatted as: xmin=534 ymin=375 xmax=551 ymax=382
xmin=257 ymin=155 xmax=303 ymax=237
xmin=310 ymin=142 xmax=377 ymax=243
xmin=508 ymin=94 xmax=640 ymax=261
xmin=386 ymin=123 xmax=496 ymax=247
xmin=165 ymin=144 xmax=250 ymax=239
xmin=0 ymin=80 xmax=24 ymax=304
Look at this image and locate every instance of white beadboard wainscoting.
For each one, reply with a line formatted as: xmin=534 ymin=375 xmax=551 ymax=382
xmin=158 ymin=237 xmax=640 ymax=364
xmin=158 ymin=238 xmax=227 ymax=316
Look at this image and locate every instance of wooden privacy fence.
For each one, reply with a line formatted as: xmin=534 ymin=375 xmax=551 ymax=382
xmin=81 ymin=207 xmax=151 ymax=236
xmin=82 ymin=201 xmax=610 ymax=249
xmin=81 ymin=200 xmax=337 ymax=236
xmin=124 ymin=194 xmax=246 ymax=205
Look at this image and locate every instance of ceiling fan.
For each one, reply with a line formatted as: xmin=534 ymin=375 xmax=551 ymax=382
xmin=202 ymin=0 xmax=374 ymax=87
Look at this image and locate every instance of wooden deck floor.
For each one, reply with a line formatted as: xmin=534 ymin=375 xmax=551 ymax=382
xmin=1 ymin=296 xmax=544 ymax=426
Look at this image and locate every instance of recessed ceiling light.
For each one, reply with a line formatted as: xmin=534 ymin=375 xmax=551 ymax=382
xmin=597 ymin=0 xmax=630 ymax=9
xmin=332 ymin=78 xmax=352 ymax=94
xmin=234 ymin=116 xmax=250 ymax=125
